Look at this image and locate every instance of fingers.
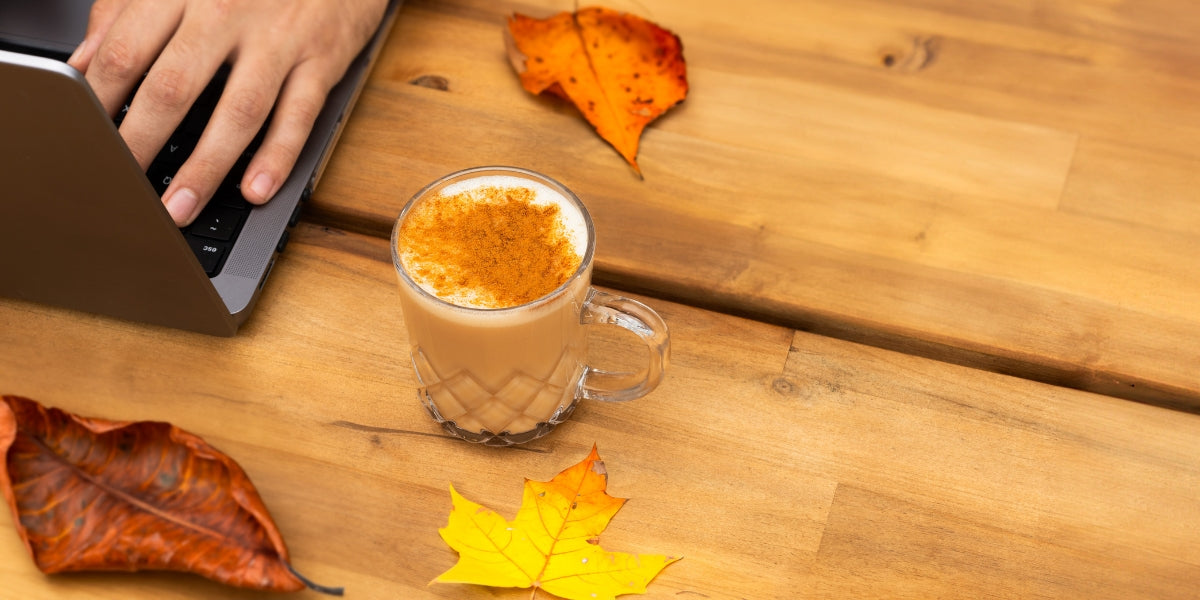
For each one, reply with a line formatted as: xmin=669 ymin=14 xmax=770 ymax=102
xmin=241 ymin=61 xmax=340 ymax=205
xmin=65 ymin=0 xmax=392 ymax=228
xmin=119 ymin=28 xmax=227 ymax=170
xmin=163 ymin=55 xmax=289 ymax=225
xmin=76 ymin=0 xmax=185 ymax=119
xmin=67 ymin=0 xmax=128 ymax=73
xmin=97 ymin=4 xmax=246 ymax=226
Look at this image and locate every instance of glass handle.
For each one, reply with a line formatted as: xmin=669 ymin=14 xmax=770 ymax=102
xmin=578 ymin=288 xmax=670 ymax=402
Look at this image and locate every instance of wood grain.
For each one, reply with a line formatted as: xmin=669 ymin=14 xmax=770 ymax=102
xmin=2 ymin=223 xmax=1198 ymax=598
xmin=304 ymin=0 xmax=1200 ymax=410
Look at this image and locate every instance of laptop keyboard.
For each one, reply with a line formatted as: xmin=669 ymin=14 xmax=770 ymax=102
xmin=117 ymin=66 xmax=264 ymax=277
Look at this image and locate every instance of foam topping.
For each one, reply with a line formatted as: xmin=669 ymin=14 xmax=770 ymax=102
xmin=397 ymin=176 xmax=588 ymax=309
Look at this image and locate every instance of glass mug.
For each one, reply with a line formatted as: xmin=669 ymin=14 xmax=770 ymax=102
xmin=390 ymin=166 xmax=670 ymax=446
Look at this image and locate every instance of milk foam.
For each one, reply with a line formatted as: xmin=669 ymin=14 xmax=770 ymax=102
xmin=438 ymin=176 xmax=589 ymax=254
xmin=401 ymin=175 xmax=589 ymax=309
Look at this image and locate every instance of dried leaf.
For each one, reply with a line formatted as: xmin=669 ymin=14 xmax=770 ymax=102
xmin=0 ymin=395 xmax=339 ymax=594
xmin=434 ymin=445 xmax=679 ymax=600
xmin=506 ymin=7 xmax=689 ymax=175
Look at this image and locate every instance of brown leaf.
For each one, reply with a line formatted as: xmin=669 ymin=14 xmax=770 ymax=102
xmin=506 ymin=7 xmax=689 ymax=175
xmin=0 ymin=395 xmax=339 ymax=594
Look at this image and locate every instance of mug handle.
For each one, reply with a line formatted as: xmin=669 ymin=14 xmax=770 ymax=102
xmin=578 ymin=288 xmax=670 ymax=402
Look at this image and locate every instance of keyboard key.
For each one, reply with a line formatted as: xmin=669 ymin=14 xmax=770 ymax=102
xmin=185 ymin=235 xmax=228 ymax=275
xmin=155 ymin=132 xmax=198 ymax=167
xmin=145 ymin=163 xmax=177 ymax=197
xmin=180 ymin=106 xmax=210 ymax=136
xmin=113 ymin=101 xmax=131 ymax=126
xmin=213 ymin=158 xmax=252 ymax=208
xmin=190 ymin=205 xmax=243 ymax=241
xmin=112 ymin=79 xmax=140 ymax=126
xmin=215 ymin=191 xmax=253 ymax=211
xmin=182 ymin=67 xmax=229 ymax=135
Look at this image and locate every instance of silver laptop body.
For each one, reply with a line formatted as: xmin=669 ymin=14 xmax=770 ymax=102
xmin=0 ymin=0 xmax=401 ymax=335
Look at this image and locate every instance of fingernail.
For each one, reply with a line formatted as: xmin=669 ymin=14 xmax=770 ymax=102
xmin=165 ymin=188 xmax=198 ymax=225
xmin=248 ymin=172 xmax=274 ymax=201
xmin=68 ymin=39 xmax=86 ymax=65
xmin=67 ymin=36 xmax=91 ymax=66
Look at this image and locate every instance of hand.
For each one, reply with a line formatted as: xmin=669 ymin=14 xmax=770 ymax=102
xmin=67 ymin=0 xmax=389 ymax=226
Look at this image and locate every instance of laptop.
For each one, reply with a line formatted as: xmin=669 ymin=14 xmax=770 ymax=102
xmin=0 ymin=0 xmax=401 ymax=336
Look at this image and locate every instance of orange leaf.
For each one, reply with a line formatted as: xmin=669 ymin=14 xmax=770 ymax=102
xmin=0 ymin=395 xmax=339 ymax=594
xmin=434 ymin=445 xmax=680 ymax=600
xmin=506 ymin=7 xmax=689 ymax=175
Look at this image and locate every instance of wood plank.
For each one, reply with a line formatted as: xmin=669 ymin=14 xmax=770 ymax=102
xmin=303 ymin=0 xmax=1200 ymax=409
xmin=1 ymin=223 xmax=1198 ymax=598
xmin=807 ymin=485 xmax=1197 ymax=598
xmin=1061 ymin=136 xmax=1200 ymax=235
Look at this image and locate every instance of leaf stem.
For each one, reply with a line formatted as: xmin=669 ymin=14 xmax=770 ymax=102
xmin=286 ymin=562 xmax=345 ymax=596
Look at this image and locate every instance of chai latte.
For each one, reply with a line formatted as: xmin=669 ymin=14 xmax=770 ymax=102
xmin=394 ymin=175 xmax=592 ymax=436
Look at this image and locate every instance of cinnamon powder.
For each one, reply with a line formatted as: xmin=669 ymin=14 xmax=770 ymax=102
xmin=398 ymin=186 xmax=583 ymax=309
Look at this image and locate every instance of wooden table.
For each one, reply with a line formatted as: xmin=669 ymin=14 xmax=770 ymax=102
xmin=4 ymin=1 xmax=1200 ymax=598
xmin=309 ymin=0 xmax=1200 ymax=410
xmin=3 ymin=224 xmax=1199 ymax=599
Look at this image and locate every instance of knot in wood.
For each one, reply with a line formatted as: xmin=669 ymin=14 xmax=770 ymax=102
xmin=880 ymin=36 xmax=940 ymax=72
xmin=409 ymin=75 xmax=450 ymax=91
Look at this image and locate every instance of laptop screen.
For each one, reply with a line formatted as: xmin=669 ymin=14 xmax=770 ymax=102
xmin=0 ymin=0 xmax=91 ymax=55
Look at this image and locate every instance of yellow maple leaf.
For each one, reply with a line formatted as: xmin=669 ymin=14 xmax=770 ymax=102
xmin=433 ymin=446 xmax=680 ymax=600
